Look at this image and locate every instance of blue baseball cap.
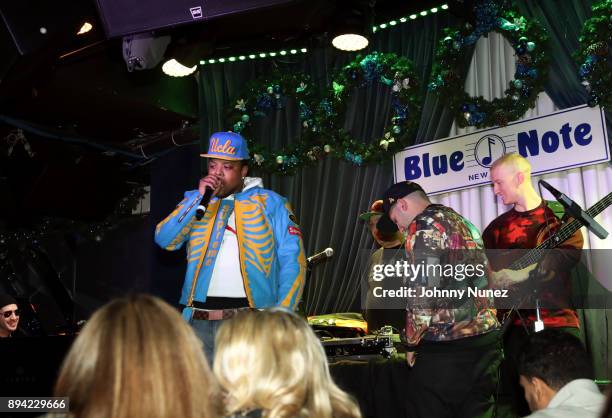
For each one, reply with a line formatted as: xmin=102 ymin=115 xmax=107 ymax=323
xmin=200 ymin=131 xmax=250 ymax=161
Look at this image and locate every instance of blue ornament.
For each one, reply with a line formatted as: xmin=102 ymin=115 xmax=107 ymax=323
xmin=256 ymin=92 xmax=273 ymax=110
xmin=273 ymin=84 xmax=281 ymax=94
xmin=463 ymin=34 xmax=479 ymax=46
xmin=354 ymin=155 xmax=363 ymax=165
xmin=528 ymin=69 xmax=538 ymax=79
xmin=516 ymin=64 xmax=528 ymax=77
xmin=319 ymin=99 xmax=333 ymax=117
xmin=298 ymin=100 xmax=312 ymax=120
xmin=513 ymin=79 xmax=523 ymax=89
xmin=470 ymin=111 xmax=485 ymax=125
xmin=360 ymin=55 xmax=381 ymax=82
xmin=579 ymin=64 xmax=590 ymax=78
xmin=516 ymin=46 xmax=526 ymax=54
xmin=474 ymin=0 xmax=499 ymax=33
xmin=526 ymin=41 xmax=535 ymax=52
xmin=241 ymin=114 xmax=250 ymax=123
xmin=233 ymin=122 xmax=244 ymax=132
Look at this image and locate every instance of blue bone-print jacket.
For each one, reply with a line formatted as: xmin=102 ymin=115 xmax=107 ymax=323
xmin=155 ymin=179 xmax=307 ymax=311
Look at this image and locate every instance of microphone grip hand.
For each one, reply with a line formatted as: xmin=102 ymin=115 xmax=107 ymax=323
xmin=195 ymin=187 xmax=214 ymax=220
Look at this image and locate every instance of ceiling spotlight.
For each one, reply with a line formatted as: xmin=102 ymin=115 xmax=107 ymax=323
xmin=332 ymin=34 xmax=369 ymax=51
xmin=330 ymin=0 xmax=372 ymax=52
xmin=162 ymin=59 xmax=197 ymax=77
xmin=77 ymin=22 xmax=93 ymax=35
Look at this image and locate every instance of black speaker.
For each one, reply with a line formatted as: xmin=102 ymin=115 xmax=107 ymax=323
xmin=95 ymin=0 xmax=294 ymax=38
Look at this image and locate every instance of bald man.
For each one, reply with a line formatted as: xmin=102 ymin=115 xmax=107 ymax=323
xmin=483 ymin=153 xmax=584 ymax=416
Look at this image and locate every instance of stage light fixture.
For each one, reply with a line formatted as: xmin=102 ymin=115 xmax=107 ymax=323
xmin=161 ymin=59 xmax=196 ymax=77
xmin=77 ymin=22 xmax=93 ymax=35
xmin=122 ymin=33 xmax=171 ymax=72
xmin=330 ymin=0 xmax=372 ymax=52
xmin=332 ymin=34 xmax=368 ymax=51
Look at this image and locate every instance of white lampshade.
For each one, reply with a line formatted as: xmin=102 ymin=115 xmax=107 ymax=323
xmin=332 ymin=33 xmax=369 ymax=51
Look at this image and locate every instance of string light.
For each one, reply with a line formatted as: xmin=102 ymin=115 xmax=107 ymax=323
xmin=200 ymin=48 xmax=308 ymax=66
xmin=372 ymin=4 xmax=448 ymax=32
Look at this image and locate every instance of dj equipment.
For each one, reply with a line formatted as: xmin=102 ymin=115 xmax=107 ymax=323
xmin=308 ymin=313 xmax=367 ymax=339
xmin=321 ymin=334 xmax=396 ymax=360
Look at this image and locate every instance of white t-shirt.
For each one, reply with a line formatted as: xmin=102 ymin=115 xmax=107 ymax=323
xmin=206 ymin=177 xmax=263 ymax=298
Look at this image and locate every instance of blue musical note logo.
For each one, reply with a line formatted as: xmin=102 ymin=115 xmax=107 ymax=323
xmin=475 ymin=134 xmax=506 ymax=168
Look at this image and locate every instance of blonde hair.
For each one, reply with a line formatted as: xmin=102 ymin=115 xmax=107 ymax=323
xmin=491 ymin=153 xmax=532 ymax=177
xmin=54 ymin=294 xmax=219 ymax=418
xmin=214 ymin=309 xmax=361 ymax=418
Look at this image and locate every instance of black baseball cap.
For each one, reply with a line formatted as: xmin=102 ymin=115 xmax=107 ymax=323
xmin=0 ymin=294 xmax=17 ymax=309
xmin=376 ymin=181 xmax=426 ymax=233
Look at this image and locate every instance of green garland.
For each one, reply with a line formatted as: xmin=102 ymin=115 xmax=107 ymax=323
xmin=575 ymin=0 xmax=612 ymax=109
xmin=323 ymin=52 xmax=421 ymax=165
xmin=226 ymin=72 xmax=324 ymax=174
xmin=428 ymin=1 xmax=549 ymax=128
xmin=225 ymin=53 xmax=421 ymax=173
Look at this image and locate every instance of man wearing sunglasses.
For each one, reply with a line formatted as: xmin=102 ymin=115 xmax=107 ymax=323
xmin=0 ymin=294 xmax=20 ymax=338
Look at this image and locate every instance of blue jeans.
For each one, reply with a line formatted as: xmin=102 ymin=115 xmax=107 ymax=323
xmin=189 ymin=318 xmax=225 ymax=365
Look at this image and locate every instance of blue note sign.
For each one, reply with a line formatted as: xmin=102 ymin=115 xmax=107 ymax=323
xmin=393 ymin=105 xmax=609 ymax=195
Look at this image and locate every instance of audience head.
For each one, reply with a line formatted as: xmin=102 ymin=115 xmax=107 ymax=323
xmin=54 ymin=294 xmax=219 ymax=418
xmin=0 ymin=294 xmax=19 ymax=338
xmin=214 ymin=308 xmax=361 ymax=418
xmin=518 ymin=329 xmax=593 ymax=412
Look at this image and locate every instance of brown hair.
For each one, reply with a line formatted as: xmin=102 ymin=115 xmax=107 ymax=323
xmin=54 ymin=294 xmax=219 ymax=418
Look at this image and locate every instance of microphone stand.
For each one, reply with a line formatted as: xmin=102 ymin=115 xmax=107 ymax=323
xmin=297 ymin=257 xmax=327 ymax=317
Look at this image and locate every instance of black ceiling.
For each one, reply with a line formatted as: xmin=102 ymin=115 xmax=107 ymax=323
xmin=0 ymin=0 xmax=455 ymax=222
xmin=0 ymin=0 xmax=451 ymax=144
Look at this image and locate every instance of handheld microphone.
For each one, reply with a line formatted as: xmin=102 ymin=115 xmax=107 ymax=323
xmin=195 ymin=187 xmax=214 ymax=220
xmin=307 ymin=248 xmax=334 ymax=265
xmin=538 ymin=180 xmax=608 ymax=239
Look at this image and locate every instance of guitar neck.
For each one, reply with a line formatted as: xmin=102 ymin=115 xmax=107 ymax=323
xmin=509 ymin=193 xmax=612 ymax=270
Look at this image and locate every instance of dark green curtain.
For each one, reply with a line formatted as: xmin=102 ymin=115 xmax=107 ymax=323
xmin=518 ymin=0 xmax=611 ymax=139
xmin=197 ymin=0 xmax=608 ymax=316
xmin=518 ymin=0 xmax=591 ymax=107
xmin=198 ymin=11 xmax=460 ymax=314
